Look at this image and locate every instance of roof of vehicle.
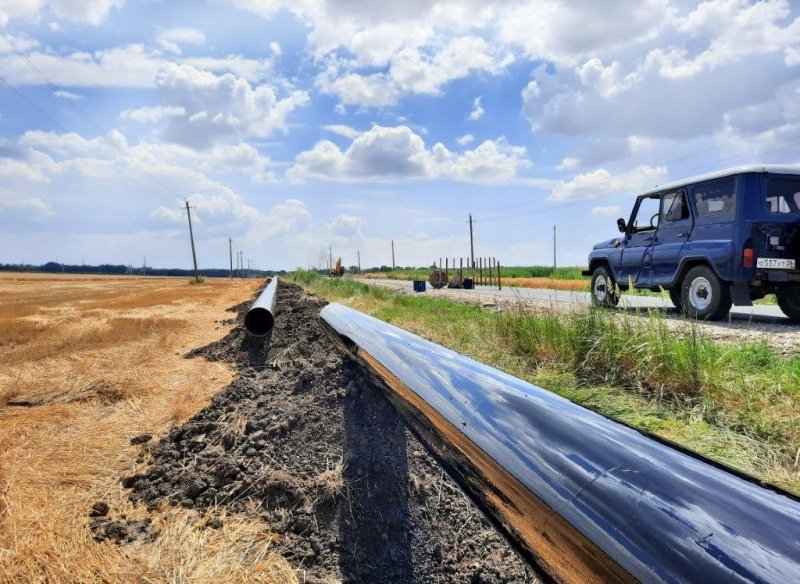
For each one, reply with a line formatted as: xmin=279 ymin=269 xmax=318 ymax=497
xmin=641 ymin=164 xmax=800 ymax=196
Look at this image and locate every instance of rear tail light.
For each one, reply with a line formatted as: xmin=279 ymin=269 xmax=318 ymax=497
xmin=743 ymin=247 xmax=754 ymax=269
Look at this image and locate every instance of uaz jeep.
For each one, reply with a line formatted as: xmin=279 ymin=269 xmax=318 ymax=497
xmin=583 ymin=165 xmax=800 ymax=321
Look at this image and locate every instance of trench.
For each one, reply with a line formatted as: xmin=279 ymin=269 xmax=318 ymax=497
xmin=120 ymin=281 xmax=536 ymax=583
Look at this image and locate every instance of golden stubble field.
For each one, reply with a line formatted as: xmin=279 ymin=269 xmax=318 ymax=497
xmin=0 ymin=273 xmax=296 ymax=583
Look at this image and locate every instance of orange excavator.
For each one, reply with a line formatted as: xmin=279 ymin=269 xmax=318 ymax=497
xmin=330 ymin=257 xmax=345 ymax=278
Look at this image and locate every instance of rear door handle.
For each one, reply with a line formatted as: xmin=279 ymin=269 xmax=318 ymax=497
xmin=643 ymin=236 xmax=653 ymax=242
xmin=678 ymin=232 xmax=689 ymax=237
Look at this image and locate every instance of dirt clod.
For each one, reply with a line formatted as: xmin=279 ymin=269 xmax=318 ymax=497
xmin=89 ymin=501 xmax=109 ymax=517
xmin=90 ymin=517 xmax=152 ymax=544
xmin=130 ymin=433 xmax=152 ymax=445
xmin=123 ymin=281 xmax=535 ymax=582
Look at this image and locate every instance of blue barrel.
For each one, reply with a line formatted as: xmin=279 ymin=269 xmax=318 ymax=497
xmin=413 ymin=280 xmax=426 ymax=293
xmin=463 ymin=278 xmax=474 ymax=290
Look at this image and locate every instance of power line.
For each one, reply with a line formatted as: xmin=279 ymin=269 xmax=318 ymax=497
xmin=0 ymin=77 xmax=69 ymax=132
xmin=0 ymin=78 xmax=182 ymax=209
xmin=3 ymin=36 xmax=185 ymax=203
xmin=471 ymin=119 xmax=800 ymax=218
xmin=476 ymin=133 xmax=800 ymax=225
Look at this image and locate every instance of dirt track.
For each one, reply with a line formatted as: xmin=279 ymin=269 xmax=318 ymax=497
xmin=121 ymin=282 xmax=535 ymax=583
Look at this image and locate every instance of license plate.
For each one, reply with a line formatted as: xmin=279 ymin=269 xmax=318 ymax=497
xmin=757 ymin=258 xmax=796 ymax=269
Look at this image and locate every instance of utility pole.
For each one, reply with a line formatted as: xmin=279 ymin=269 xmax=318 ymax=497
xmin=391 ymin=240 xmax=395 ymax=270
xmin=357 ymin=250 xmax=361 ymax=272
xmin=142 ymin=256 xmax=146 ymax=276
xmin=553 ymin=224 xmax=557 ymax=269
xmin=467 ymin=213 xmax=475 ymax=268
xmin=329 ymin=245 xmax=333 ymax=274
xmin=229 ymin=237 xmax=233 ymax=279
xmin=184 ymin=199 xmax=199 ymax=283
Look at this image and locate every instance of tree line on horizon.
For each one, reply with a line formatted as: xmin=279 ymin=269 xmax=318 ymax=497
xmin=0 ymin=262 xmax=281 ymax=278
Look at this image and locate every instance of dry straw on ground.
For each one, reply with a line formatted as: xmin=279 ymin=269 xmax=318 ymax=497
xmin=0 ymin=273 xmax=296 ymax=583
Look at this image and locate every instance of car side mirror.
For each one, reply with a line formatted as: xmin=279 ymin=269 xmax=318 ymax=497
xmin=617 ymin=218 xmax=627 ymax=233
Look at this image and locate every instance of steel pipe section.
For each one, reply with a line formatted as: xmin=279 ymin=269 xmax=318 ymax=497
xmin=320 ymin=302 xmax=800 ymax=584
xmin=244 ymin=277 xmax=278 ymax=336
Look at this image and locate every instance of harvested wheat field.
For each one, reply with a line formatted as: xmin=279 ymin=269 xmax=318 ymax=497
xmin=0 ymin=273 xmax=535 ymax=583
xmin=0 ymin=273 xmax=299 ymax=583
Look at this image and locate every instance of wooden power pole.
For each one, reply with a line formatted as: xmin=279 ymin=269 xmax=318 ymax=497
xmin=467 ymin=213 xmax=475 ymax=268
xmin=357 ymin=250 xmax=361 ymax=272
xmin=184 ymin=199 xmax=199 ymax=283
xmin=553 ymin=224 xmax=557 ymax=269
xmin=391 ymin=240 xmax=395 ymax=270
xmin=229 ymin=237 xmax=233 ymax=279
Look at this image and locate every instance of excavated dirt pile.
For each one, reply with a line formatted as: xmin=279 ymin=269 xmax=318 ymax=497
xmin=123 ymin=281 xmax=535 ymax=583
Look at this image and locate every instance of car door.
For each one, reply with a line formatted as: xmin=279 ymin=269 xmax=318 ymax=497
xmin=650 ymin=190 xmax=693 ymax=287
xmin=619 ymin=195 xmax=660 ymax=287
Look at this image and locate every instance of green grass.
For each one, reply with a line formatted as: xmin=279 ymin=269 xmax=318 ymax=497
xmin=359 ymin=265 xmax=588 ymax=280
xmin=293 ymin=269 xmax=800 ymax=493
xmin=498 ymin=265 xmax=587 ymax=279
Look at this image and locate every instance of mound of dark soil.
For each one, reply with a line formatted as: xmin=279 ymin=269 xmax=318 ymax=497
xmin=123 ymin=281 xmax=534 ymax=583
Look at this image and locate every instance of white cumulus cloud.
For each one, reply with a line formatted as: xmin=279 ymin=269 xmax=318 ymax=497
xmin=120 ymin=105 xmax=186 ymax=123
xmin=591 ymin=205 xmax=622 ymax=216
xmin=154 ymin=64 xmax=309 ymax=148
xmin=0 ymin=0 xmax=124 ymax=27
xmin=549 ymin=165 xmax=668 ymax=202
xmin=288 ymin=125 xmax=530 ymax=184
xmin=468 ymin=96 xmax=484 ymax=120
xmin=157 ymin=28 xmax=206 ymax=55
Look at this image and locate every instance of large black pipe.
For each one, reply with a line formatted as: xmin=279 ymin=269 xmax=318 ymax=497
xmin=320 ymin=302 xmax=800 ymax=584
xmin=244 ymin=277 xmax=278 ymax=336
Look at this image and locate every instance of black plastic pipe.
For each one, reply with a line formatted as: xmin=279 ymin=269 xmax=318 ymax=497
xmin=244 ymin=277 xmax=278 ymax=336
xmin=319 ymin=302 xmax=800 ymax=584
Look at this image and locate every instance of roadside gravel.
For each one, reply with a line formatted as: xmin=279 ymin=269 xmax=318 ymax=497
xmin=359 ymin=279 xmax=800 ymax=356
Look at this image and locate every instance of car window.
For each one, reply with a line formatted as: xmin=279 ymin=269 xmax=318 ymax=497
xmin=693 ymin=178 xmax=736 ymax=218
xmin=766 ymin=178 xmax=800 ymax=215
xmin=631 ymin=196 xmax=660 ymax=232
xmin=662 ymin=191 xmax=689 ymax=222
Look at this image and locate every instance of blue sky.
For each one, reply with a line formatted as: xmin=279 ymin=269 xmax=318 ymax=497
xmin=1 ymin=0 xmax=799 ymax=270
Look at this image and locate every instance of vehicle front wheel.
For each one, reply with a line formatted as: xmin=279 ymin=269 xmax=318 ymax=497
xmin=776 ymin=290 xmax=800 ymax=322
xmin=680 ymin=265 xmax=731 ymax=320
xmin=668 ymin=288 xmax=682 ymax=310
xmin=590 ymin=266 xmax=619 ymax=307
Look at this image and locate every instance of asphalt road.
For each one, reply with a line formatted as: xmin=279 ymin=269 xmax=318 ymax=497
xmin=358 ymin=278 xmax=789 ymax=323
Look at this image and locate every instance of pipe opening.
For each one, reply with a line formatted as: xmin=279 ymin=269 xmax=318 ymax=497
xmin=244 ymin=307 xmax=274 ymax=337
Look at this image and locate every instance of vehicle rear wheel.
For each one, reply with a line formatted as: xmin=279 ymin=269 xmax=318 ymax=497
xmin=668 ymin=288 xmax=682 ymax=310
xmin=590 ymin=265 xmax=619 ymax=307
xmin=776 ymin=290 xmax=800 ymax=322
xmin=680 ymin=265 xmax=731 ymax=320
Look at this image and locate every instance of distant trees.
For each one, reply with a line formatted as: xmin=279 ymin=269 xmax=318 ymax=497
xmin=0 ymin=262 xmax=283 ymax=278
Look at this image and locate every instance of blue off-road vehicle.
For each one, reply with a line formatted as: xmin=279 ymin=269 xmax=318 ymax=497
xmin=584 ymin=165 xmax=800 ymax=321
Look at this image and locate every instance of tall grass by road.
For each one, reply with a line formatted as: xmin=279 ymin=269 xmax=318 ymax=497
xmin=360 ymin=265 xmax=587 ymax=281
xmin=293 ymin=269 xmax=800 ymax=494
